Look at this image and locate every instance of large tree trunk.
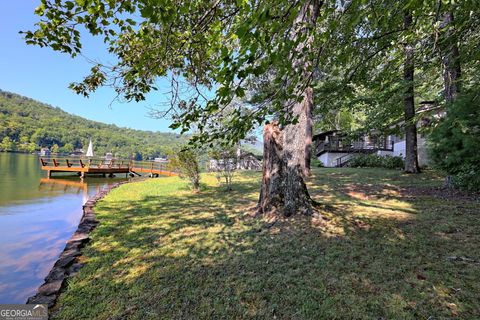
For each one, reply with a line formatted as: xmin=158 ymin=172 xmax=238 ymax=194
xmin=257 ymin=0 xmax=320 ymax=217
xmin=304 ymin=89 xmax=314 ymax=177
xmin=257 ymin=122 xmax=285 ymax=215
xmin=440 ymin=11 xmax=461 ymax=104
xmin=294 ymin=0 xmax=321 ymax=178
xmin=283 ymin=88 xmax=314 ymax=216
xmin=403 ymin=11 xmax=420 ymax=174
xmin=258 ymin=90 xmax=315 ymax=217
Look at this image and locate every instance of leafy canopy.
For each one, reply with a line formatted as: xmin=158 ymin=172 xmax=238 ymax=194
xmin=24 ymin=0 xmax=480 ymax=147
xmin=23 ymin=0 xmax=357 ymax=145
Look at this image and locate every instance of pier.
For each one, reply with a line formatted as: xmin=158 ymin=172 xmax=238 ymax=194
xmin=40 ymin=157 xmax=177 ymax=178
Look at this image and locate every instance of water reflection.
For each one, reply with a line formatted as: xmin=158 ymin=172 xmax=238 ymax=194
xmin=0 ymin=153 xmax=127 ymax=303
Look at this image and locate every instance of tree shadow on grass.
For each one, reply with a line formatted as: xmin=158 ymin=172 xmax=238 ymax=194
xmin=52 ymin=170 xmax=480 ymax=319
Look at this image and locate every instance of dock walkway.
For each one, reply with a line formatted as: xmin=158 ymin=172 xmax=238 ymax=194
xmin=40 ymin=157 xmax=177 ymax=178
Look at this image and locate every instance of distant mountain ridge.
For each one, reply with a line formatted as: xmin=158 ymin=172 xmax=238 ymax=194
xmin=0 ymin=90 xmax=186 ymax=159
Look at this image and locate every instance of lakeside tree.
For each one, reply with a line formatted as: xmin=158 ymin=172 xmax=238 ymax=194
xmin=24 ymin=0 xmax=480 ymax=211
xmin=0 ymin=137 xmax=15 ymax=152
xmin=25 ymin=0 xmax=342 ymax=216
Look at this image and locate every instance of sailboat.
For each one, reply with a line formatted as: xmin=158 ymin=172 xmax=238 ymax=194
xmin=86 ymin=139 xmax=94 ymax=157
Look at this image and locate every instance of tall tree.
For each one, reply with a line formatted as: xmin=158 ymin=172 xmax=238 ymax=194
xmin=402 ymin=10 xmax=420 ymax=173
xmin=25 ymin=0 xmax=336 ymax=217
xmin=270 ymin=0 xmax=320 ymax=216
xmin=439 ymin=11 xmax=461 ymax=104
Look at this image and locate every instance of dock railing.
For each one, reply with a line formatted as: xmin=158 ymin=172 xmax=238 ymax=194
xmin=39 ymin=156 xmax=131 ymax=169
xmin=39 ymin=156 xmax=177 ymax=177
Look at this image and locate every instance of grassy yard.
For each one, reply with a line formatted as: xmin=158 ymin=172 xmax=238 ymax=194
xmin=52 ymin=168 xmax=480 ymax=319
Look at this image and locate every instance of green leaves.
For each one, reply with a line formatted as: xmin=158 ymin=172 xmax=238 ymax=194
xmin=34 ymin=4 xmax=45 ymax=15
xmin=24 ymin=0 xmax=479 ymax=150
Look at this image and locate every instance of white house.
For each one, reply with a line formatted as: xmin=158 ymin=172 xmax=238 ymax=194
xmin=208 ymin=151 xmax=261 ymax=171
xmin=313 ymin=131 xmax=429 ymax=167
xmin=314 ymin=103 xmax=444 ymax=167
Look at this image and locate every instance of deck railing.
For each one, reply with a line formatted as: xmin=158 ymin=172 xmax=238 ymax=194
xmin=316 ymin=138 xmax=394 ymax=155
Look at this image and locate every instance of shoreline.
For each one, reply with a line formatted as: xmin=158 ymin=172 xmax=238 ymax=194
xmin=26 ymin=180 xmax=130 ymax=307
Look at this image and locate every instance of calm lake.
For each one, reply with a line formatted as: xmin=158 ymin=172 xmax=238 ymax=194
xmin=0 ymin=153 xmax=128 ymax=303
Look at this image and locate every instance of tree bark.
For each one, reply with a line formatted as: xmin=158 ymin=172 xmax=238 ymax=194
xmin=257 ymin=117 xmax=313 ymax=217
xmin=403 ymin=10 xmax=420 ymax=174
xmin=283 ymin=88 xmax=314 ymax=216
xmin=297 ymin=1 xmax=321 ymax=178
xmin=440 ymin=11 xmax=461 ymax=104
xmin=257 ymin=122 xmax=286 ymax=215
xmin=257 ymin=0 xmax=320 ymax=217
xmin=256 ymin=88 xmax=315 ymax=217
xmin=304 ymin=89 xmax=314 ymax=177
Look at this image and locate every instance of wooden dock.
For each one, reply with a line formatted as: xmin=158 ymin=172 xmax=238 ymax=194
xmin=40 ymin=157 xmax=177 ymax=178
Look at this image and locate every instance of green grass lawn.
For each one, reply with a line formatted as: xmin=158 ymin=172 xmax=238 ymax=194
xmin=52 ymin=168 xmax=480 ymax=319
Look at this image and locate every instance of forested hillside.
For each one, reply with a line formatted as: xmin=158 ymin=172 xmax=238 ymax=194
xmin=0 ymin=90 xmax=186 ymax=159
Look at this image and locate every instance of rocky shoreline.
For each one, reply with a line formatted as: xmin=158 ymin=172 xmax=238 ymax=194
xmin=26 ymin=181 xmax=129 ymax=307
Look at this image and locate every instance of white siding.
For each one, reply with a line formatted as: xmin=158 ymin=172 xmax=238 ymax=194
xmin=319 ymin=152 xmax=350 ymax=167
xmin=393 ymin=140 xmax=406 ymax=158
xmin=393 ymin=135 xmax=429 ymax=167
xmin=417 ymin=136 xmax=429 ymax=167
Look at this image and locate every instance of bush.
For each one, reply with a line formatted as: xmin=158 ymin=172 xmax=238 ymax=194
xmin=168 ymin=149 xmax=201 ymax=191
xmin=348 ymin=154 xmax=404 ymax=169
xmin=383 ymin=155 xmax=405 ymax=169
xmin=450 ymin=164 xmax=480 ymax=191
xmin=311 ymin=157 xmax=324 ymax=167
xmin=429 ymin=90 xmax=480 ymax=191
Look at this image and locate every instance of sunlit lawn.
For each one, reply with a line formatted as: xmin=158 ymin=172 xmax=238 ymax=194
xmin=53 ymin=168 xmax=480 ymax=319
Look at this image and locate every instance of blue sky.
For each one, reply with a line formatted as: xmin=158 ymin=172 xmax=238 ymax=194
xmin=0 ymin=1 xmax=175 ymax=132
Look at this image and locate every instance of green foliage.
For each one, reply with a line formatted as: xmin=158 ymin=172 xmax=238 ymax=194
xmin=348 ymin=154 xmax=404 ymax=169
xmin=311 ymin=156 xmax=324 ymax=168
xmin=0 ymin=90 xmax=187 ymax=158
xmin=61 ymin=143 xmax=75 ymax=153
xmin=0 ymin=136 xmax=15 ymax=152
xmin=168 ymin=149 xmax=201 ymax=191
xmin=22 ymin=0 xmax=480 ymax=150
xmin=22 ymin=0 xmax=373 ymax=146
xmin=51 ymin=143 xmax=60 ymax=153
xmin=429 ymin=90 xmax=480 ymax=191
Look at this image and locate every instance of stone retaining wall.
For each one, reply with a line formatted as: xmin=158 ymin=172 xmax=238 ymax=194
xmin=26 ymin=181 xmax=129 ymax=307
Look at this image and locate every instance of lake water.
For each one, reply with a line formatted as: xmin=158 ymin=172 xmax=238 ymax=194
xmin=0 ymin=153 xmax=128 ymax=303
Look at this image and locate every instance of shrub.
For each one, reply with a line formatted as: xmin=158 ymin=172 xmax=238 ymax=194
xmin=450 ymin=164 xmax=480 ymax=191
xmin=311 ymin=157 xmax=324 ymax=167
xmin=168 ymin=149 xmax=201 ymax=191
xmin=348 ymin=154 xmax=404 ymax=169
xmin=383 ymin=155 xmax=405 ymax=169
xmin=429 ymin=90 xmax=480 ymax=191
